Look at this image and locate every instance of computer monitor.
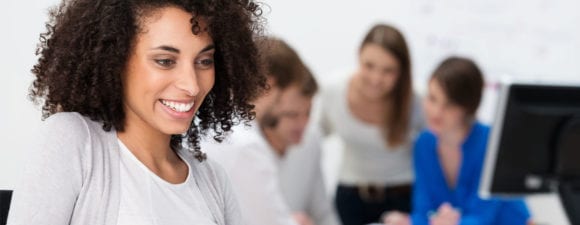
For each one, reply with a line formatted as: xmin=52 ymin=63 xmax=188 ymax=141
xmin=479 ymin=81 xmax=580 ymax=223
xmin=0 ymin=190 xmax=12 ymax=225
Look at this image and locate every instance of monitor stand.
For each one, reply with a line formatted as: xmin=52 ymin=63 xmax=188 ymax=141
xmin=558 ymin=182 xmax=580 ymax=225
xmin=0 ymin=190 xmax=12 ymax=225
xmin=555 ymin=116 xmax=580 ymax=225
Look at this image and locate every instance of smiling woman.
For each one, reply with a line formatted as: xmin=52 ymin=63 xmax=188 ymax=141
xmin=320 ymin=24 xmax=425 ymax=225
xmin=119 ymin=7 xmax=218 ymax=168
xmin=7 ymin=0 xmax=265 ymax=225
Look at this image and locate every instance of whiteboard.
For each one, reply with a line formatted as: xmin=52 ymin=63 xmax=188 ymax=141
xmin=406 ymin=0 xmax=580 ymax=83
xmin=264 ymin=0 xmax=580 ymax=123
xmin=266 ymin=0 xmax=580 ymax=83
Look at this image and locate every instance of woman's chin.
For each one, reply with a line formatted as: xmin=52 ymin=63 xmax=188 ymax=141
xmin=427 ymin=125 xmax=442 ymax=136
xmin=161 ymin=124 xmax=192 ymax=136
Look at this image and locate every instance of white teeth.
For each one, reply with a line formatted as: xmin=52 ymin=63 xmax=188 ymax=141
xmin=160 ymin=100 xmax=194 ymax=113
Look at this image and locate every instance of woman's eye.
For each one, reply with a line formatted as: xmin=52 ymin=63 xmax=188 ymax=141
xmin=383 ymin=68 xmax=397 ymax=75
xmin=201 ymin=58 xmax=214 ymax=66
xmin=195 ymin=58 xmax=215 ymax=69
xmin=155 ymin=59 xmax=175 ymax=67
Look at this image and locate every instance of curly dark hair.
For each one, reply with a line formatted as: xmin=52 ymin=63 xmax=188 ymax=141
xmin=30 ymin=0 xmax=267 ymax=160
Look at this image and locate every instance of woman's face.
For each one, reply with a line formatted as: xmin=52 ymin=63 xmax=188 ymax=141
xmin=357 ymin=43 xmax=400 ymax=100
xmin=423 ymin=79 xmax=468 ymax=136
xmin=123 ymin=6 xmax=215 ymax=135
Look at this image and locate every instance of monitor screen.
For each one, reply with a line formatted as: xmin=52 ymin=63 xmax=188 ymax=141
xmin=480 ymin=82 xmax=580 ymax=198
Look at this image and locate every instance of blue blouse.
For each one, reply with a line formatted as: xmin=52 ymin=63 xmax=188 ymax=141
xmin=411 ymin=122 xmax=531 ymax=225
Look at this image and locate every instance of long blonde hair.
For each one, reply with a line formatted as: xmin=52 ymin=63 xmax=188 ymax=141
xmin=360 ymin=24 xmax=412 ymax=147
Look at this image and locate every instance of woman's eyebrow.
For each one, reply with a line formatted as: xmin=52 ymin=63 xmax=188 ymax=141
xmin=151 ymin=44 xmax=214 ymax=54
xmin=152 ymin=45 xmax=180 ymax=53
xmin=199 ymin=44 xmax=215 ymax=54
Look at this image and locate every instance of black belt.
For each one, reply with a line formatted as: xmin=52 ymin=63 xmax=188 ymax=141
xmin=340 ymin=184 xmax=412 ymax=203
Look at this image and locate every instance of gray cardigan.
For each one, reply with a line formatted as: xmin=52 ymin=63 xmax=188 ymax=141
xmin=7 ymin=112 xmax=242 ymax=225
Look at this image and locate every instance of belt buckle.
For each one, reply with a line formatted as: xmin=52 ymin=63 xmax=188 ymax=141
xmin=359 ymin=184 xmax=385 ymax=203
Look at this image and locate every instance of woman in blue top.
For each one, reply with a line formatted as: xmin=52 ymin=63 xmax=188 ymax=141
xmin=383 ymin=57 xmax=531 ymax=225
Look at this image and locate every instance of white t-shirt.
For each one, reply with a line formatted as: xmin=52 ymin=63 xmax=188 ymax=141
xmin=116 ymin=139 xmax=217 ymax=225
xmin=278 ymin=125 xmax=341 ymax=225
xmin=320 ymin=79 xmax=425 ymax=186
xmin=202 ymin=122 xmax=299 ymax=225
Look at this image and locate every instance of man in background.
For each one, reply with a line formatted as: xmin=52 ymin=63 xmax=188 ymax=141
xmin=202 ymin=37 xmax=339 ymax=225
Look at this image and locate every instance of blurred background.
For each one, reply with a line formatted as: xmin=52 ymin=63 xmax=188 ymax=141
xmin=1 ymin=0 xmax=579 ymax=224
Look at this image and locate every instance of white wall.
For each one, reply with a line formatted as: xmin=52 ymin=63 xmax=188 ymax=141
xmin=1 ymin=0 xmax=578 ymax=223
xmin=264 ymin=0 xmax=580 ymax=84
xmin=0 ymin=0 xmax=59 ymax=190
xmin=265 ymin=0 xmax=580 ymax=125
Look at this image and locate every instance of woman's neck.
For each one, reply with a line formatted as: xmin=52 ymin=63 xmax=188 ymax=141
xmin=437 ymin=121 xmax=473 ymax=150
xmin=117 ymin=119 xmax=176 ymax=166
xmin=117 ymin=119 xmax=189 ymax=184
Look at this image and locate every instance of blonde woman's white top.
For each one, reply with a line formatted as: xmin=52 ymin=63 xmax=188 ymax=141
xmin=320 ymin=79 xmax=425 ymax=186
